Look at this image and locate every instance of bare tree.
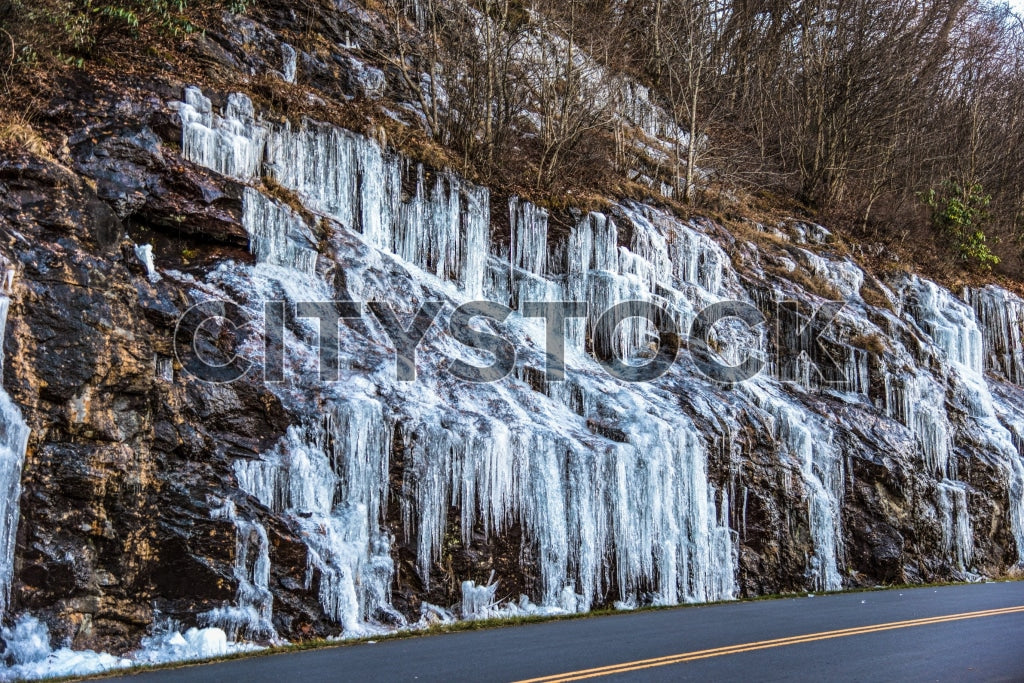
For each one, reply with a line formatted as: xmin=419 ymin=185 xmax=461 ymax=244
xmin=529 ymin=0 xmax=612 ymax=188
xmin=654 ymin=0 xmax=727 ymax=203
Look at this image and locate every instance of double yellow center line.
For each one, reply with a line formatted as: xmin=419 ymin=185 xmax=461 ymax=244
xmin=514 ymin=604 xmax=1024 ymax=682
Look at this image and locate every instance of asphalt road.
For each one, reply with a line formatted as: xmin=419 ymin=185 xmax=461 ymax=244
xmin=108 ymin=582 xmax=1024 ymax=682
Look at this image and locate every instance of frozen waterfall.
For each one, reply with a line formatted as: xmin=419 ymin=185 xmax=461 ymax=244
xmin=173 ymin=88 xmax=738 ymax=633
xmin=0 ymin=293 xmax=29 ymax=618
xmin=169 ymin=86 xmax=1024 ymax=641
xmin=900 ymin=275 xmax=1024 ymax=565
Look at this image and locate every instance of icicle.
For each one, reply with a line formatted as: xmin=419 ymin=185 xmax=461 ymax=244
xmin=459 ymin=184 xmax=489 ymax=298
xmin=969 ymin=285 xmax=1024 ymax=385
xmin=241 ymin=188 xmax=318 ymax=275
xmin=263 ymin=114 xmax=488 ymax=295
xmin=883 ymin=371 xmax=952 ymax=478
xmin=509 ymin=197 xmax=548 ymax=277
xmin=391 ymin=395 xmax=734 ymax=610
xmin=586 ymin=271 xmax=657 ymax=363
xmin=172 ymin=88 xmax=268 ymax=180
xmin=265 ymin=121 xmax=360 ymax=232
xmin=179 ymin=87 xmax=489 ymax=296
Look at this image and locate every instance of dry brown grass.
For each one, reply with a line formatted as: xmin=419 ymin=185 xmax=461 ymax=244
xmin=859 ymin=281 xmax=895 ymax=312
xmin=263 ymin=175 xmax=316 ymax=224
xmin=0 ymin=117 xmax=50 ymax=157
xmin=849 ymin=332 xmax=889 ymax=356
xmin=764 ymin=261 xmax=843 ymax=300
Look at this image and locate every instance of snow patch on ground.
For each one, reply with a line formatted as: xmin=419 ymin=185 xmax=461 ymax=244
xmin=0 ymin=616 xmax=263 ymax=681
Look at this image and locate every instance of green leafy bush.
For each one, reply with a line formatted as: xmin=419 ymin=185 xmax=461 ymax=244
xmin=5 ymin=0 xmax=247 ymax=64
xmin=921 ymin=181 xmax=1000 ymax=270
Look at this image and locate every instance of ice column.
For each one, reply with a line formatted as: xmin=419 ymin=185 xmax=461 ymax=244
xmin=969 ymin=286 xmax=1024 ymax=385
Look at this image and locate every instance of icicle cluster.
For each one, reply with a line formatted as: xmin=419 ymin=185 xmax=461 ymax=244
xmin=969 ymin=286 xmax=1024 ymax=385
xmin=173 ymin=89 xmax=740 ymax=633
xmin=171 ymin=87 xmax=267 ymax=180
xmin=242 ymin=188 xmax=318 ymax=275
xmin=264 ymin=120 xmax=489 ymax=297
xmin=883 ymin=369 xmax=951 ymax=478
xmin=233 ymin=399 xmax=399 ymax=633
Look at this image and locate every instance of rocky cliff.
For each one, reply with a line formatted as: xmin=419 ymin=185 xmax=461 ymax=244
xmin=1 ymin=0 xmax=1023 ymax=668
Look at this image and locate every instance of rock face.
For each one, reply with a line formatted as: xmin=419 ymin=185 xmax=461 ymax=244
xmin=1 ymin=6 xmax=1024 ymax=659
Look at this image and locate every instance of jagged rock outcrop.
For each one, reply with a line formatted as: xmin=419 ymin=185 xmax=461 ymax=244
xmin=0 ymin=2 xmax=1023 ymax=661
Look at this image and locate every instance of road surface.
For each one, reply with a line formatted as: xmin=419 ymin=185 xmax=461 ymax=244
xmin=108 ymin=582 xmax=1024 ymax=682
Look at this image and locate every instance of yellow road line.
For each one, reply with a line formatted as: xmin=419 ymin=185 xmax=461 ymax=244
xmin=513 ymin=604 xmax=1024 ymax=683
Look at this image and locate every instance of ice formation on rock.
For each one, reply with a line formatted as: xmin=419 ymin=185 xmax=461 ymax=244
xmin=133 ymin=244 xmax=160 ymax=282
xmin=172 ymin=87 xmax=268 ymax=180
xmin=969 ymin=285 xmax=1024 ymax=385
xmin=281 ymin=43 xmax=297 ymax=84
xmin=897 ymin=275 xmax=1024 ymax=565
xmin=750 ymin=385 xmax=843 ymax=591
